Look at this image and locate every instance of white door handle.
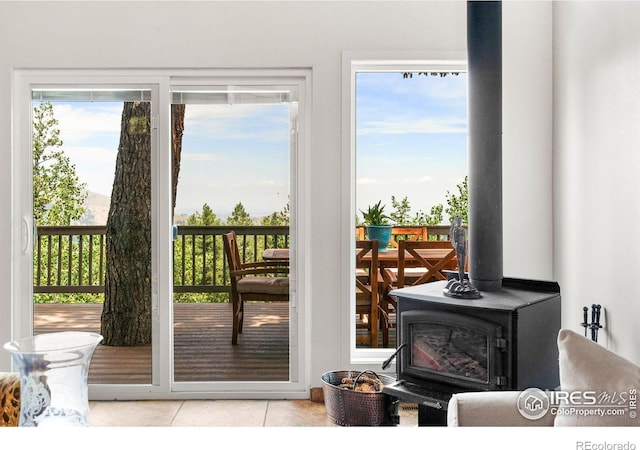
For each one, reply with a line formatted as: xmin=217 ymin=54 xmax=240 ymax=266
xmin=21 ymin=216 xmax=31 ymax=254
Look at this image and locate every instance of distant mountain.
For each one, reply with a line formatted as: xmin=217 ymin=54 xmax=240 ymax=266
xmin=77 ymin=193 xmax=269 ymax=226
xmin=76 ymin=191 xmax=111 ymax=225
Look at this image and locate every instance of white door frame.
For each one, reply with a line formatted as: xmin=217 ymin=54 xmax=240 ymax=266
xmin=11 ymin=68 xmax=311 ymax=399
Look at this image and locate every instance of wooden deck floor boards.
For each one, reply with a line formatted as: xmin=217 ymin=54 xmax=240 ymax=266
xmin=34 ymin=302 xmax=394 ymax=385
xmin=34 ymin=302 xmax=290 ymax=384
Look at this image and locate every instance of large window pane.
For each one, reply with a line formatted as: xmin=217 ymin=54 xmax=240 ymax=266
xmin=354 ymin=70 xmax=468 ymax=349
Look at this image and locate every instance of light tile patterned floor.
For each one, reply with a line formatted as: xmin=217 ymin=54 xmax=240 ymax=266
xmin=88 ymin=399 xmax=419 ymax=427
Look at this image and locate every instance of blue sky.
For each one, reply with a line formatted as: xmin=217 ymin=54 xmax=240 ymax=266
xmin=176 ymin=102 xmax=290 ymax=217
xmin=43 ymin=72 xmax=467 ymax=222
xmin=355 ymin=72 xmax=468 ymax=219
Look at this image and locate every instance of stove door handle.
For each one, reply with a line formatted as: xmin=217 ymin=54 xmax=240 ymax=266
xmin=422 ymin=400 xmax=444 ymax=410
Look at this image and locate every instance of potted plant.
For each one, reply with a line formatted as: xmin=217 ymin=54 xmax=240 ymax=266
xmin=360 ymin=200 xmax=392 ymax=252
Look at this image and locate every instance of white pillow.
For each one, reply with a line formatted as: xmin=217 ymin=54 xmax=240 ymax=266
xmin=555 ymin=329 xmax=640 ymax=426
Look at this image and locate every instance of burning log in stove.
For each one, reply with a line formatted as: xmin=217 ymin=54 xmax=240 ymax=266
xmin=411 ymin=326 xmax=488 ymax=382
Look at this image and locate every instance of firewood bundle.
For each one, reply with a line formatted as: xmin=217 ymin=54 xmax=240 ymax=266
xmin=338 ymin=372 xmax=382 ymax=392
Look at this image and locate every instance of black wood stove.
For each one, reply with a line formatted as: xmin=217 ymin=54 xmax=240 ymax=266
xmin=383 ymin=277 xmax=561 ymax=426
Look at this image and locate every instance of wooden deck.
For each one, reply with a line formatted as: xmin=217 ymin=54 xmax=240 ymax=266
xmin=34 ymin=302 xmax=395 ymax=385
xmin=34 ymin=302 xmax=290 ymax=384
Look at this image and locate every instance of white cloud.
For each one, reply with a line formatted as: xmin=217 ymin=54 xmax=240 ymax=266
xmin=54 ymin=104 xmax=122 ymax=143
xmin=356 ymin=177 xmax=382 ymax=185
xmin=64 ymin=146 xmax=117 ymax=163
xmin=358 ymin=117 xmax=466 ymax=135
xmin=182 ymin=152 xmax=225 ymax=162
xmin=183 ymin=104 xmax=289 ymax=142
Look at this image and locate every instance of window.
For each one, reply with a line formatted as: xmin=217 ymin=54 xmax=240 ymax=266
xmin=343 ymin=56 xmax=468 ymax=364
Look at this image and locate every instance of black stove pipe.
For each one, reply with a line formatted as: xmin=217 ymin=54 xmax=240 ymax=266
xmin=467 ymin=1 xmax=503 ymax=292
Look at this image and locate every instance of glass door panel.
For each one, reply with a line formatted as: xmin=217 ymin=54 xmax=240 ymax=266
xmin=171 ymin=86 xmax=293 ymax=383
xmin=31 ymin=89 xmax=154 ymax=385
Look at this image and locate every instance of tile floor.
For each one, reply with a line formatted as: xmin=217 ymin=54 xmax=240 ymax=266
xmin=88 ymin=399 xmax=419 ymax=427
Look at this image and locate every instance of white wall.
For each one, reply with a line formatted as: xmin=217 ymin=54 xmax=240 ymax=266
xmin=553 ymin=1 xmax=640 ymax=361
xmin=6 ymin=0 xmax=617 ymax=392
xmin=503 ymin=1 xmax=554 ymax=282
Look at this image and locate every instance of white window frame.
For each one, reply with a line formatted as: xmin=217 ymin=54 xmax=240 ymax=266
xmin=12 ymin=68 xmax=312 ymax=400
xmin=341 ymin=52 xmax=467 ymax=370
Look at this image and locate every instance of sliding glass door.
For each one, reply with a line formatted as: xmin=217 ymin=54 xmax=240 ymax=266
xmin=14 ymin=70 xmax=309 ymax=398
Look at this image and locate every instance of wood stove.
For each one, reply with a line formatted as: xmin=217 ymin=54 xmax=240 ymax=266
xmin=383 ymin=277 xmax=561 ymax=426
xmin=381 ymin=2 xmax=562 ymax=426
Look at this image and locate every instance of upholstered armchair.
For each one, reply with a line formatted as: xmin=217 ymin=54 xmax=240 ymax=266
xmin=448 ymin=329 xmax=640 ymax=427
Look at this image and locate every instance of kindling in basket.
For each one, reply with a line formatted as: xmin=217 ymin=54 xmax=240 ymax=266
xmin=321 ymin=370 xmax=399 ymax=426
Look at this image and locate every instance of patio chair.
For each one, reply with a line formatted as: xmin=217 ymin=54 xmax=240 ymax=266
xmin=389 ymin=226 xmax=428 ymax=248
xmin=223 ymin=231 xmax=290 ymax=345
xmin=380 ymin=239 xmax=459 ymax=347
xmin=355 ymin=240 xmax=382 ymax=348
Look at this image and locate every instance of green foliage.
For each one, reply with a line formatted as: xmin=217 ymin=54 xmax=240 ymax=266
xmin=444 ymin=176 xmax=469 ymax=224
xmin=227 ymin=202 xmax=253 ymax=226
xmin=261 ymin=201 xmax=290 ymax=226
xmin=32 ymin=102 xmax=87 ymax=226
xmin=173 ymin=292 xmax=228 ymax=304
xmin=410 ymin=204 xmax=444 ymax=226
xmin=174 ymin=203 xmax=226 ymax=302
xmin=375 ymin=177 xmax=467 ymax=227
xmin=360 ymin=200 xmax=390 ymax=226
xmin=187 ymin=203 xmax=220 ymax=226
xmin=389 ymin=196 xmax=444 ymax=227
xmin=260 ymin=201 xmax=290 ymax=249
xmin=34 ymin=293 xmax=104 ymax=304
xmin=389 ymin=196 xmax=411 ymax=225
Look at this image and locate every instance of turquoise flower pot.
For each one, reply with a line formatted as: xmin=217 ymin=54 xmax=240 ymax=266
xmin=366 ymin=225 xmax=392 ymax=252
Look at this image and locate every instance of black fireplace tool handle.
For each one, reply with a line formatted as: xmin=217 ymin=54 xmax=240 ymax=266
xmin=582 ymin=306 xmax=589 ymax=337
xmin=593 ymin=304 xmax=602 ymax=343
xmin=583 ymin=304 xmax=603 ymax=343
xmin=381 ymin=343 xmax=407 ymax=370
xmin=591 ymin=304 xmax=597 ymax=342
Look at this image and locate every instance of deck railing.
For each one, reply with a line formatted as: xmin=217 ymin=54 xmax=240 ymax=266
xmin=356 ymin=225 xmax=455 ymax=242
xmin=34 ymin=224 xmax=453 ymax=296
xmin=34 ymin=225 xmax=289 ymax=295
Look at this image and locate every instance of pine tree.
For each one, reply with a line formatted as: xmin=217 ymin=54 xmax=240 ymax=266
xmin=227 ymin=202 xmax=252 ymax=226
xmin=32 ymin=102 xmax=87 ymax=226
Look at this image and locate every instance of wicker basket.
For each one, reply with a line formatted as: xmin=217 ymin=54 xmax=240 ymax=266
xmin=321 ymin=370 xmax=399 ymax=426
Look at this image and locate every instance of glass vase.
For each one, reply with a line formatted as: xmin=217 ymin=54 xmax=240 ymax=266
xmin=3 ymin=331 xmax=103 ymax=427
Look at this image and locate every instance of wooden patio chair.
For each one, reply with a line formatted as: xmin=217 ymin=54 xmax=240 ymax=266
xmin=380 ymin=239 xmax=461 ymax=347
xmin=223 ymin=231 xmax=290 ymax=345
xmin=389 ymin=226 xmax=428 ymax=248
xmin=355 ymin=240 xmax=382 ymax=348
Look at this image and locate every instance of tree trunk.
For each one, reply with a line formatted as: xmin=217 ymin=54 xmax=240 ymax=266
xmin=101 ymin=102 xmax=152 ymax=346
xmin=171 ymin=104 xmax=185 ymax=216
